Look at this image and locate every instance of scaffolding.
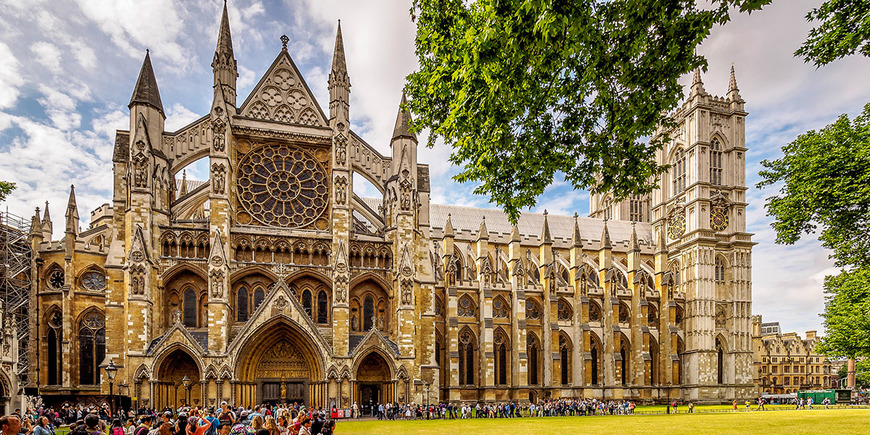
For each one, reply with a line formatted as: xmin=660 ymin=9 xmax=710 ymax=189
xmin=0 ymin=210 xmax=32 ymax=386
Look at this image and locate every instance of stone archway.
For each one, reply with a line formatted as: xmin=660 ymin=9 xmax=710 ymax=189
xmin=355 ymin=351 xmax=392 ymax=414
xmin=235 ymin=318 xmax=324 ymax=407
xmin=155 ymin=348 xmax=201 ymax=410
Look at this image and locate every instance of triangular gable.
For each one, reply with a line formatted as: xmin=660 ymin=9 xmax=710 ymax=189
xmin=146 ymin=321 xmax=206 ymax=356
xmin=350 ymin=327 xmax=399 ymax=358
xmin=128 ymin=224 xmax=152 ymax=264
xmin=238 ymin=50 xmax=328 ymax=127
xmin=226 ymin=279 xmax=332 ymax=357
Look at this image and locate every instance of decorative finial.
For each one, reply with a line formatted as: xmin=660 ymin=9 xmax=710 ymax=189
xmin=280 ymin=35 xmax=289 ymax=50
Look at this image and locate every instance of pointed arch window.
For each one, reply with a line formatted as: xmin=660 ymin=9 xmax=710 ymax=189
xmin=494 ymin=329 xmax=509 ymax=385
xmin=710 ymin=138 xmax=723 ymax=185
xmin=47 ymin=310 xmax=63 ymax=385
xmin=237 ymin=287 xmax=249 ymax=322
xmin=457 ymin=295 xmax=477 ymax=317
xmin=715 ymin=257 xmax=726 ymax=282
xmin=459 ymin=330 xmax=476 ymax=386
xmin=302 ymin=289 xmax=313 ymax=318
xmin=493 ymin=297 xmax=509 ymax=318
xmin=525 ymin=299 xmax=541 ymax=320
xmin=557 ymin=299 xmax=572 ymax=321
xmin=560 ymin=334 xmax=571 ymax=385
xmin=363 ymin=295 xmax=375 ymax=330
xmin=620 ymin=338 xmax=629 ymax=385
xmin=672 ymin=148 xmax=686 ymax=196
xmin=717 ymin=337 xmax=725 ymax=384
xmin=590 ymin=333 xmax=601 ymax=386
xmin=528 ymin=334 xmax=541 ymax=385
xmin=78 ymin=311 xmax=105 ymax=385
xmin=317 ymin=290 xmax=329 ymax=323
xmin=253 ymin=286 xmax=265 ymax=311
xmin=629 ymin=195 xmax=645 ymax=222
xmin=183 ymin=287 xmax=197 ymax=327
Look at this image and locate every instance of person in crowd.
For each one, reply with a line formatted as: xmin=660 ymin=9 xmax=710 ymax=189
xmin=296 ymin=417 xmax=311 ymax=435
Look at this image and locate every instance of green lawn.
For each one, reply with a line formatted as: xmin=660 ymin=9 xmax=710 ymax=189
xmin=334 ymin=408 xmax=870 ymax=434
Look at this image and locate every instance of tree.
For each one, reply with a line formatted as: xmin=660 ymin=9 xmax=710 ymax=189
xmin=405 ymin=0 xmax=769 ymax=221
xmin=757 ymin=104 xmax=870 ymax=269
xmin=760 ymin=0 xmax=870 ymax=358
xmin=817 ymin=266 xmax=870 ymax=359
xmin=0 ymin=181 xmax=15 ymax=203
xmin=796 ymin=0 xmax=870 ymax=67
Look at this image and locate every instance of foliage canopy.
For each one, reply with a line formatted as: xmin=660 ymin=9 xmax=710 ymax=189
xmin=405 ymin=0 xmax=768 ymax=221
xmin=0 ymin=181 xmax=15 ymax=203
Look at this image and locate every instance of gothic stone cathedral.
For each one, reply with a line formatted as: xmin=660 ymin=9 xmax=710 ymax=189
xmin=28 ymin=4 xmax=753 ymax=409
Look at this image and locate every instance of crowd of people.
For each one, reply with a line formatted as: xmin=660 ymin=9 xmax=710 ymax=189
xmin=0 ymin=402 xmax=336 ymax=435
xmin=364 ymin=398 xmax=639 ymax=419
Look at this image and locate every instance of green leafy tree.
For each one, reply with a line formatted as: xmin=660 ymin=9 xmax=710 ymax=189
xmin=405 ymin=0 xmax=768 ymax=221
xmin=761 ymin=0 xmax=870 ymax=358
xmin=817 ymin=266 xmax=870 ymax=359
xmin=757 ymin=104 xmax=870 ymax=269
xmin=796 ymin=0 xmax=870 ymax=67
xmin=0 ymin=181 xmax=15 ymax=203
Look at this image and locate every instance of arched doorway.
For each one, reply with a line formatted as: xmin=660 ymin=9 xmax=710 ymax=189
xmin=235 ymin=318 xmax=324 ymax=408
xmin=155 ymin=348 xmax=201 ymax=410
xmin=355 ymin=352 xmax=391 ymax=415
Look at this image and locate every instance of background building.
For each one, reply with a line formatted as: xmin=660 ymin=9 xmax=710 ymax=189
xmin=752 ymin=315 xmax=837 ymax=395
xmin=26 ymin=4 xmax=754 ymax=409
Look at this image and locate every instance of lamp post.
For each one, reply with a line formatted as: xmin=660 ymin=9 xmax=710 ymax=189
xmin=424 ymin=382 xmax=430 ymax=419
xmin=105 ymin=360 xmax=117 ymax=418
xmin=182 ymin=375 xmax=190 ymax=407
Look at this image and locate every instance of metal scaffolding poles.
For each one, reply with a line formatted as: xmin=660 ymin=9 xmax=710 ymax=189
xmin=0 ymin=210 xmax=33 ymax=386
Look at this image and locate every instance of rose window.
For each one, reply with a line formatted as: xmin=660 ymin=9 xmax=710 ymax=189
xmin=80 ymin=271 xmax=107 ymax=292
xmin=237 ymin=144 xmax=329 ymax=228
xmin=48 ymin=269 xmax=65 ymax=289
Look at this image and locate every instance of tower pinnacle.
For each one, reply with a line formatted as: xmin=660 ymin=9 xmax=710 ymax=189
xmin=129 ymin=50 xmax=165 ymax=116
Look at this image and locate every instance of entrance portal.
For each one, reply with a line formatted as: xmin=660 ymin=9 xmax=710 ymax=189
xmin=235 ymin=318 xmax=324 ymax=408
xmin=355 ymin=352 xmax=391 ymax=414
xmin=155 ymin=349 xmax=201 ymax=410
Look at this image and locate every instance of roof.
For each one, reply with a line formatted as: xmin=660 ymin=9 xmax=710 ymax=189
xmin=129 ymin=51 xmax=165 ymax=114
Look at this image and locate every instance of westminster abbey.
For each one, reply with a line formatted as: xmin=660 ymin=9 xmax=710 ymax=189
xmin=25 ymin=3 xmax=754 ymax=410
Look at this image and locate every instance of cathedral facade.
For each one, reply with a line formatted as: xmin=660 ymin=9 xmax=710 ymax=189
xmin=28 ymin=5 xmax=754 ymax=410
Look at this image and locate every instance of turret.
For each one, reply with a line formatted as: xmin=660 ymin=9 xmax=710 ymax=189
xmin=627 ymin=222 xmax=640 ymax=271
xmin=328 ymin=20 xmax=350 ymax=122
xmin=690 ymin=67 xmax=706 ymax=98
xmin=539 ymin=210 xmax=553 ymax=276
xmin=65 ymin=185 xmax=79 ymax=237
xmin=30 ymin=208 xmax=43 ymax=240
xmin=128 ymin=50 xmax=165 ymax=194
xmin=212 ymin=0 xmax=238 ymax=106
xmin=387 ymin=93 xmax=418 ymax=220
xmin=41 ymin=201 xmax=52 ymax=240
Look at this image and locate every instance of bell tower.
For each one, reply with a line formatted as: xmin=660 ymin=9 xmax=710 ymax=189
xmin=651 ymin=66 xmax=753 ymax=401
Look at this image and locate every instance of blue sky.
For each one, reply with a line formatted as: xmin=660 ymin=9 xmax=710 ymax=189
xmin=1 ymin=0 xmax=869 ymax=335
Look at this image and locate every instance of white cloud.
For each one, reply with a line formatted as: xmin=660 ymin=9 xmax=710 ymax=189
xmin=30 ymin=41 xmax=62 ymax=75
xmin=0 ymin=42 xmax=24 ymax=108
xmin=165 ymin=103 xmax=202 ymax=131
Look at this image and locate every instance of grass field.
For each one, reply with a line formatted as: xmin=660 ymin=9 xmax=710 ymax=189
xmin=334 ymin=408 xmax=870 ymax=434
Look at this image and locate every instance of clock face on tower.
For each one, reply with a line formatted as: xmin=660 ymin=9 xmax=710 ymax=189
xmin=668 ymin=210 xmax=686 ymax=239
xmin=711 ymin=207 xmax=729 ymax=231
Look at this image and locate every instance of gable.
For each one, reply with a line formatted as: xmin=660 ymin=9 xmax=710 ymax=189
xmin=239 ymin=51 xmax=328 ymax=127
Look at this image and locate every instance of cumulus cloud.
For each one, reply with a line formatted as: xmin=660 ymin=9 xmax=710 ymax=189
xmin=30 ymin=41 xmax=62 ymax=75
xmin=0 ymin=42 xmax=24 ymax=109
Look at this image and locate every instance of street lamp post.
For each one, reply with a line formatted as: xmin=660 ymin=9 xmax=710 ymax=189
xmin=424 ymin=382 xmax=430 ymax=419
xmin=105 ymin=360 xmax=117 ymax=418
xmin=182 ymin=375 xmax=190 ymax=407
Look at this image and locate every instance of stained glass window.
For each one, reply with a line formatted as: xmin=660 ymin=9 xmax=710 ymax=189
xmin=254 ymin=287 xmax=265 ymax=310
xmin=493 ymin=297 xmax=508 ymax=318
xmin=236 ymin=144 xmax=329 ymax=228
xmin=557 ymin=299 xmax=572 ymax=321
xmin=317 ymin=290 xmax=328 ymax=323
xmin=78 ymin=312 xmax=105 ymax=385
xmin=80 ymin=271 xmax=107 ymax=292
xmin=525 ymin=300 xmax=541 ymax=320
xmin=363 ymin=295 xmax=374 ymax=330
xmin=183 ymin=288 xmax=197 ymax=327
xmin=237 ymin=287 xmax=249 ymax=322
xmin=48 ymin=268 xmax=64 ymax=290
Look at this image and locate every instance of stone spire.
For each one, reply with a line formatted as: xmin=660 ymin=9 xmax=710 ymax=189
xmin=179 ymin=170 xmax=188 ymax=196
xmin=129 ymin=50 xmax=165 ymax=115
xmin=630 ymin=221 xmax=640 ymax=252
xmin=329 ymin=20 xmax=349 ymax=84
xmin=510 ymin=223 xmax=521 ymax=243
xmin=572 ymin=212 xmax=582 ymax=248
xmin=41 ymin=201 xmax=52 ymax=236
xmin=540 ymin=210 xmax=552 ymax=245
xmin=443 ymin=213 xmax=454 ymax=237
xmin=329 ymin=20 xmax=350 ymax=121
xmin=212 ymin=0 xmax=238 ymax=106
xmin=656 ymin=223 xmax=668 ymax=254
xmin=30 ymin=207 xmax=42 ymax=236
xmin=600 ymin=218 xmax=612 ymax=250
xmin=65 ymin=184 xmax=79 ymax=236
xmin=727 ymin=64 xmax=742 ymax=102
xmin=392 ymin=93 xmax=416 ymax=141
xmin=690 ymin=67 xmax=706 ymax=97
xmin=477 ymin=216 xmax=489 ymax=241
